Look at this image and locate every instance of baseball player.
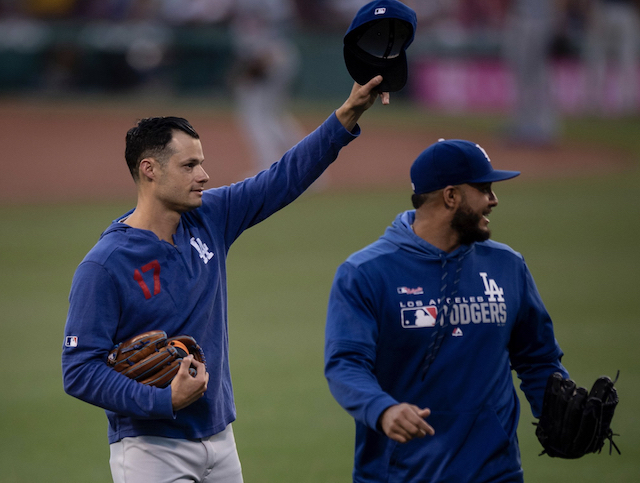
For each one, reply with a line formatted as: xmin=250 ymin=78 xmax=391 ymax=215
xmin=62 ymin=75 xmax=389 ymax=483
xmin=324 ymin=139 xmax=570 ymax=482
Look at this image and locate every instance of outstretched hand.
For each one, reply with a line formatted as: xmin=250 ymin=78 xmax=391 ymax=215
xmin=336 ymin=75 xmax=389 ymax=132
xmin=379 ymin=403 xmax=435 ymax=444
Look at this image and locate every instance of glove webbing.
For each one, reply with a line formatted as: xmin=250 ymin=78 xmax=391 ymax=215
xmin=421 ymin=252 xmax=466 ymax=380
xmin=601 ymin=370 xmax=621 ymax=455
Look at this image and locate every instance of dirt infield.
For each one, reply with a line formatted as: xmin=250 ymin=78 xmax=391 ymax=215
xmin=0 ymin=99 xmax=633 ymax=204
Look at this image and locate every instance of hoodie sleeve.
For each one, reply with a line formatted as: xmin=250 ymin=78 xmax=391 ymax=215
xmin=509 ymin=262 xmax=569 ymax=418
xmin=204 ymin=112 xmax=360 ymax=249
xmin=61 ymin=261 xmax=174 ymax=419
xmin=325 ymin=262 xmax=398 ymax=432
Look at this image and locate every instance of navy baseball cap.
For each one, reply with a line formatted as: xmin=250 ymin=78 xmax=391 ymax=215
xmin=411 ymin=139 xmax=521 ymax=194
xmin=343 ymin=0 xmax=417 ymax=92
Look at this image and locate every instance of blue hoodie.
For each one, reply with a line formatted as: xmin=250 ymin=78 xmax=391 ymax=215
xmin=62 ymin=112 xmax=358 ymax=444
xmin=325 ymin=210 xmax=568 ymax=482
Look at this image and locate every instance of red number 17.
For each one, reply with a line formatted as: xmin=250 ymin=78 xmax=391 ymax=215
xmin=133 ymin=260 xmax=161 ymax=300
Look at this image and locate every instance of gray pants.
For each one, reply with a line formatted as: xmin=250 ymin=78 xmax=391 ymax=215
xmin=109 ymin=424 xmax=243 ymax=483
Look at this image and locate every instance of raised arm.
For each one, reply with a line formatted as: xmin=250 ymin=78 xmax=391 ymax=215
xmin=336 ymin=75 xmax=389 ymax=132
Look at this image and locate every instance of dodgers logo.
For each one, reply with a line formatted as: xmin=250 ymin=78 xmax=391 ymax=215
xmin=191 ymin=237 xmax=214 ymax=264
xmin=479 ymin=272 xmax=504 ymax=302
xmin=402 ymin=306 xmax=438 ymax=328
xmin=476 ymin=144 xmax=491 ymax=163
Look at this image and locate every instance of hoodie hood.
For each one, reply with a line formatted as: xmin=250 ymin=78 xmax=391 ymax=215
xmin=380 ymin=210 xmax=473 ymax=261
xmin=100 ymin=209 xmax=184 ymax=246
xmin=99 ymin=209 xmax=136 ymax=238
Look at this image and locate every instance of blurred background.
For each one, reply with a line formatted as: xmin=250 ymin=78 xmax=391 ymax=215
xmin=1 ymin=1 xmax=639 ymax=482
xmin=1 ymin=0 xmax=638 ymax=117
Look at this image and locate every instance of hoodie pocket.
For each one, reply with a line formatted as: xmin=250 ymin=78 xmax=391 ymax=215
xmin=387 ymin=408 xmax=519 ymax=483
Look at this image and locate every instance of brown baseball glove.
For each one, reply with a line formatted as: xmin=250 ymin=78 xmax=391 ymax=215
xmin=107 ymin=330 xmax=206 ymax=388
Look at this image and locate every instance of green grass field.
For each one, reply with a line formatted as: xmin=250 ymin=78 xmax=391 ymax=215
xmin=0 ymin=110 xmax=638 ymax=482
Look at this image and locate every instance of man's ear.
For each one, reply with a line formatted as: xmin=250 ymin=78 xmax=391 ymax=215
xmin=139 ymin=158 xmax=156 ymax=182
xmin=442 ymin=186 xmax=459 ymax=210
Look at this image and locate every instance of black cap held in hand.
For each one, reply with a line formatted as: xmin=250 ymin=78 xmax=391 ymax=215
xmin=343 ymin=0 xmax=417 ymax=92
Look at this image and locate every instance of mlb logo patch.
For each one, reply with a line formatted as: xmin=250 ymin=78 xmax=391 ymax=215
xmin=374 ymin=7 xmax=386 ymax=15
xmin=401 ymin=306 xmax=437 ymax=328
xmin=65 ymin=336 xmax=78 ymax=347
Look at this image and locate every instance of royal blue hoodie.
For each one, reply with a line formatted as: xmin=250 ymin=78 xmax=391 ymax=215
xmin=62 ymin=112 xmax=358 ymax=444
xmin=325 ymin=210 xmax=568 ymax=482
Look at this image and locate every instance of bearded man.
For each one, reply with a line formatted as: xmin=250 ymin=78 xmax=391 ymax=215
xmin=324 ymin=139 xmax=569 ymax=482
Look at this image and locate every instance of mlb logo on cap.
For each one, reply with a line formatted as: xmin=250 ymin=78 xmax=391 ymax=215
xmin=343 ymin=0 xmax=417 ymax=92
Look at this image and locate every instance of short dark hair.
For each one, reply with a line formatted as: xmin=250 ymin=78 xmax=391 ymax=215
xmin=125 ymin=116 xmax=199 ymax=181
xmin=411 ymin=193 xmax=429 ymax=209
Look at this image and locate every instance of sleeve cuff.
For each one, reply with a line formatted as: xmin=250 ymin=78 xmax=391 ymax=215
xmin=329 ymin=111 xmax=361 ymax=143
xmin=366 ymin=395 xmax=400 ymax=433
xmin=156 ymin=386 xmax=177 ymax=419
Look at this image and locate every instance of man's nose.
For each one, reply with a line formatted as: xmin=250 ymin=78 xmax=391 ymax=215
xmin=197 ymin=165 xmax=209 ymax=184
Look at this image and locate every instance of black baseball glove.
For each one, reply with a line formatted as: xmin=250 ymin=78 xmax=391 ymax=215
xmin=534 ymin=372 xmax=620 ymax=459
xmin=107 ymin=330 xmax=206 ymax=388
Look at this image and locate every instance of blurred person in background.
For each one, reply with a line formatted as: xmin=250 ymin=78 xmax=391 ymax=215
xmin=502 ymin=0 xmax=563 ymax=147
xmin=228 ymin=0 xmax=307 ymax=180
xmin=583 ymin=0 xmax=640 ymax=116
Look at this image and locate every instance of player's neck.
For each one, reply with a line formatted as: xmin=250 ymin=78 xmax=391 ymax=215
xmin=124 ymin=201 xmax=181 ymax=245
xmin=412 ymin=214 xmax=459 ymax=253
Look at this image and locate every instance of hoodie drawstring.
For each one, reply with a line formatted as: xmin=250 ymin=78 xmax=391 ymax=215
xmin=421 ymin=251 xmax=467 ymax=380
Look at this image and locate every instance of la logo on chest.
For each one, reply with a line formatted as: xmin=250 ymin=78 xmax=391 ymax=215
xmin=190 ymin=237 xmax=214 ymax=264
xmin=479 ymin=272 xmax=504 ymax=302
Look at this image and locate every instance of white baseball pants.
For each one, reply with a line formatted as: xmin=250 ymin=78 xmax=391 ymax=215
xmin=109 ymin=424 xmax=243 ymax=483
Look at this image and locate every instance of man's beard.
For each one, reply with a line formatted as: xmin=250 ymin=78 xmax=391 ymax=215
xmin=451 ymin=204 xmax=491 ymax=245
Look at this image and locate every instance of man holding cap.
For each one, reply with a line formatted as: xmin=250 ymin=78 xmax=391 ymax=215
xmin=324 ymin=139 xmax=569 ymax=482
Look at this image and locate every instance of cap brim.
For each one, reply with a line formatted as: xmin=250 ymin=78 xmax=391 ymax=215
xmin=471 ymin=170 xmax=521 ymax=184
xmin=343 ymin=44 xmax=407 ymax=92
